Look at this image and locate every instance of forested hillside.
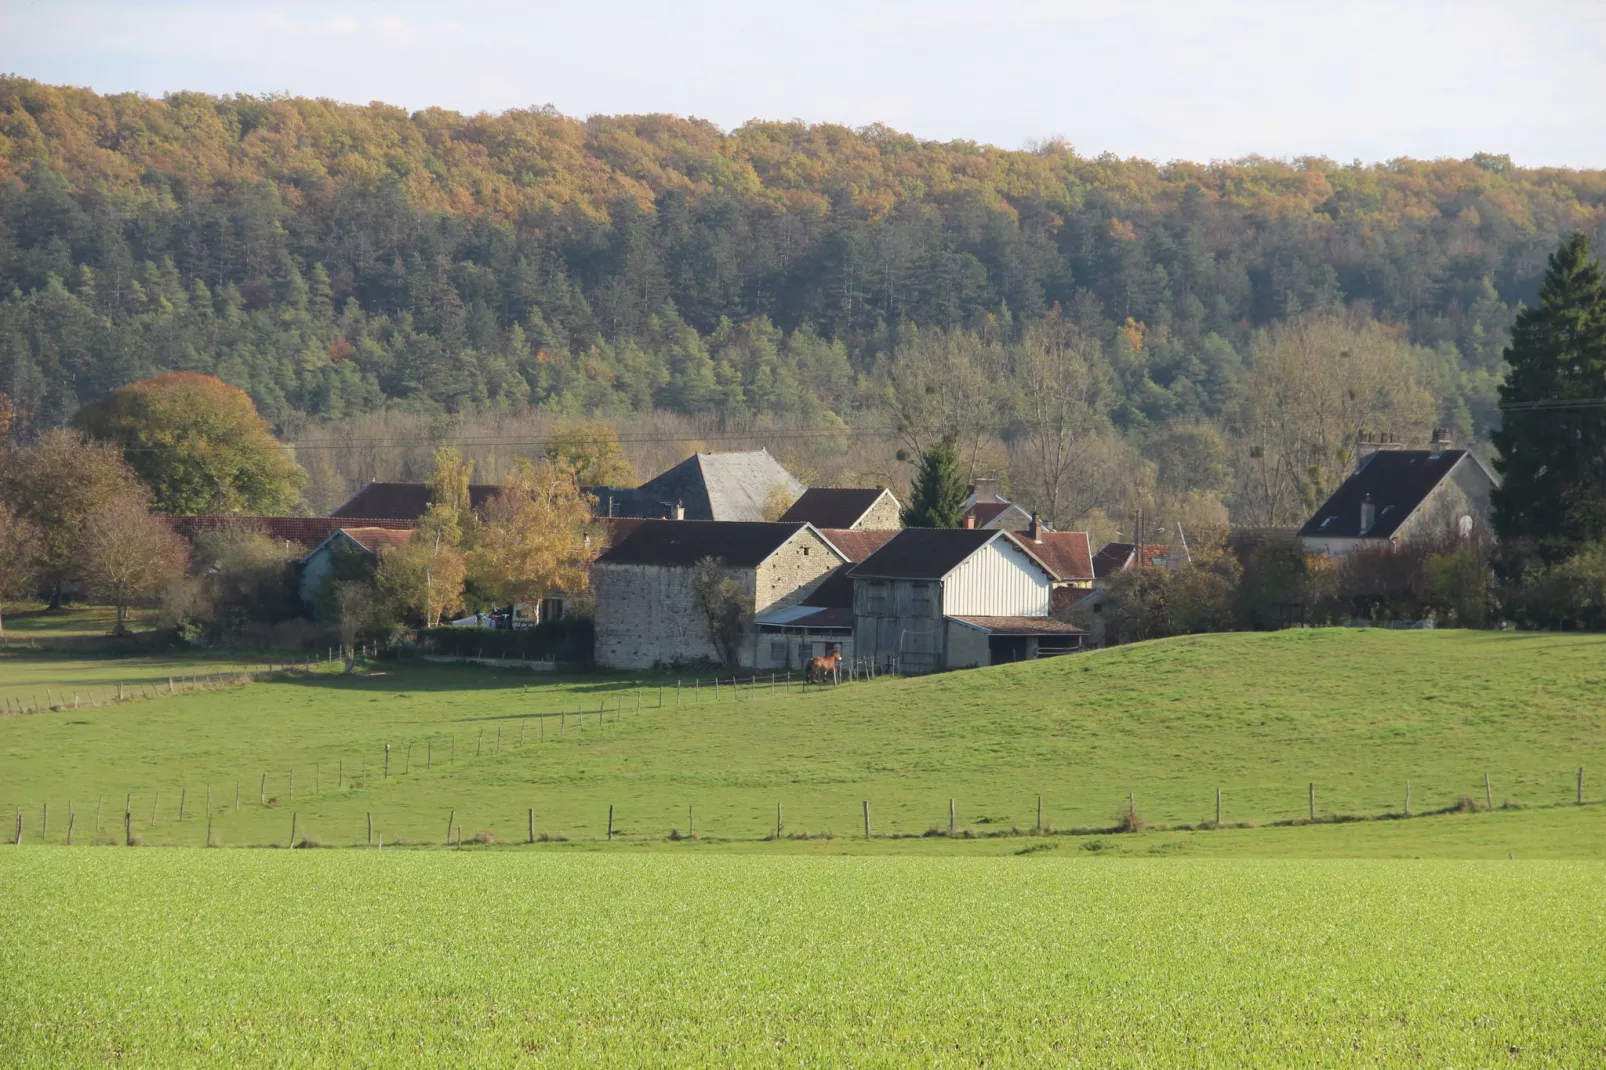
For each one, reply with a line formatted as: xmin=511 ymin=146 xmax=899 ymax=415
xmin=3 ymin=77 xmax=1605 ymax=523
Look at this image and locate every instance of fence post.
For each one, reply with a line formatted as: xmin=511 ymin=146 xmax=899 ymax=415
xmin=206 ymin=809 xmax=213 ymax=847
xmin=96 ymin=795 xmax=103 ymax=832
xmin=520 ymin=720 xmax=526 ymax=746
xmin=66 ymin=810 xmax=75 ymax=846
xmin=496 ymin=725 xmax=502 ymax=754
xmin=384 ymin=744 xmax=390 ymax=778
xmin=1485 ymin=772 xmax=1494 ymax=811
xmin=776 ymin=803 xmax=783 ymax=840
xmin=124 ymin=810 xmax=131 ymax=846
xmin=446 ymin=810 xmax=455 ymax=844
xmin=862 ymin=800 xmax=871 ymax=838
xmin=42 ymin=801 xmax=49 ymax=840
xmin=477 ymin=729 xmax=483 ymax=757
xmin=528 ymin=808 xmax=534 ymax=844
xmin=1580 ymin=767 xmax=1585 ymax=805
xmin=179 ymin=787 xmax=186 ymax=822
xmin=150 ymin=793 xmax=158 ymax=827
xmin=1036 ymin=793 xmax=1042 ymax=833
xmin=1216 ymin=787 xmax=1222 ymax=827
xmin=367 ymin=812 xmax=373 ymax=846
xmin=1308 ymin=782 xmax=1315 ymax=822
xmin=949 ymin=798 xmax=956 ymax=836
xmin=1405 ymin=781 xmax=1411 ymax=817
xmin=607 ymin=805 xmax=614 ymax=841
xmin=290 ymin=812 xmax=297 ymax=848
xmin=689 ymin=804 xmax=695 ymax=837
xmin=14 ymin=809 xmax=22 ymax=845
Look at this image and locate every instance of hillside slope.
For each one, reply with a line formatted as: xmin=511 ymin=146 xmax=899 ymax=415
xmin=1 ymin=628 xmax=1602 ymax=854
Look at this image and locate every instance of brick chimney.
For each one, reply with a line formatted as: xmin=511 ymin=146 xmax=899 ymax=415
xmin=971 ymin=476 xmax=1000 ymax=503
xmin=1027 ymin=512 xmax=1041 ymax=541
xmin=672 ymin=500 xmax=685 ymax=521
xmin=963 ymin=512 xmax=975 ymax=529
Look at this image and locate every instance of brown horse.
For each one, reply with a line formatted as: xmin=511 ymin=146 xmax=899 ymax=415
xmin=806 ymin=650 xmax=842 ymax=684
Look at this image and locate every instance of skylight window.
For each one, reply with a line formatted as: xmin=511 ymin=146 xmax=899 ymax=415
xmin=1319 ymin=516 xmax=1336 ymax=530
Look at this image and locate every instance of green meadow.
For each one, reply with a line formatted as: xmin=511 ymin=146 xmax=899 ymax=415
xmin=1 ymin=627 xmax=1602 ymax=855
xmin=2 ymin=851 xmax=1603 ymax=1066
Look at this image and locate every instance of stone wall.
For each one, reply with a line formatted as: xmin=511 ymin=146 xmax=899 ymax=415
xmin=594 ymin=562 xmax=755 ymax=670
xmin=855 ymin=492 xmax=903 ymax=530
xmin=754 ymin=529 xmax=843 ymax=614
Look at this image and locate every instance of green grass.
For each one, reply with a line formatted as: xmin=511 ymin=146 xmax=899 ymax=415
xmin=1 ymin=628 xmax=1603 ymax=855
xmin=1 ymin=851 xmax=1602 ymax=1066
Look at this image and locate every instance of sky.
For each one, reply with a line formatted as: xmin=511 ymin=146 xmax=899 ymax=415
xmin=5 ymin=0 xmax=1606 ymax=168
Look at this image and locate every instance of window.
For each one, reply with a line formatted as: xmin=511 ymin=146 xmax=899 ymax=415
xmin=540 ymin=597 xmax=564 ymax=623
xmin=770 ymin=641 xmax=787 ymax=662
xmin=1319 ymin=516 xmax=1336 ymax=531
xmin=908 ymin=582 xmax=934 ymax=615
xmin=802 ymin=546 xmax=810 ymax=556
xmin=866 ymin=582 xmax=890 ymax=614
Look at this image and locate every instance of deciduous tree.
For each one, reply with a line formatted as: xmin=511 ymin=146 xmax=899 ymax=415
xmin=72 ymin=372 xmax=306 ymax=515
xmin=469 ymin=461 xmax=596 ymax=607
xmin=545 ymin=421 xmax=635 ymax=487
xmin=0 ymin=501 xmax=39 ymax=639
xmin=81 ymin=493 xmax=189 ymax=634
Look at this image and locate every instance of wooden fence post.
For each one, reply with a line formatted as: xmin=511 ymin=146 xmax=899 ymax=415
xmin=1308 ymin=782 xmax=1315 ymax=821
xmin=1579 ymin=767 xmax=1585 ymax=805
xmin=66 ymin=810 xmax=75 ymax=846
xmin=42 ymin=802 xmax=49 ymax=841
xmin=528 ymin=808 xmax=534 ymax=844
xmin=446 ymin=810 xmax=455 ymax=844
xmin=124 ymin=810 xmax=131 ymax=846
xmin=496 ymin=725 xmax=502 ymax=754
xmin=1485 ymin=772 xmax=1494 ymax=811
xmin=150 ymin=794 xmax=158 ymax=827
xmin=290 ymin=812 xmax=297 ymax=848
xmin=1405 ymin=781 xmax=1411 ymax=816
xmin=1036 ymin=793 xmax=1043 ymax=833
xmin=949 ymin=798 xmax=956 ymax=836
xmin=384 ymin=743 xmax=390 ymax=778
xmin=477 ymin=729 xmax=484 ymax=757
xmin=520 ymin=720 xmax=526 ymax=746
xmin=862 ymin=800 xmax=871 ymax=838
xmin=776 ymin=803 xmax=783 ymax=840
xmin=13 ymin=809 xmax=21 ymax=845
xmin=689 ymin=804 xmax=695 ymax=837
xmin=206 ymin=808 xmax=213 ymax=847
xmin=367 ymin=812 xmax=373 ymax=846
xmin=96 ymin=795 xmax=103 ymax=832
xmin=607 ymin=805 xmax=614 ymax=841
xmin=178 ymin=787 xmax=186 ymax=822
xmin=1216 ymin=787 xmax=1222 ymax=827
xmin=405 ymin=744 xmax=412 ymax=774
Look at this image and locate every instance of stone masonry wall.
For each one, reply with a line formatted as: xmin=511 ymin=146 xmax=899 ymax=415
xmin=594 ymin=562 xmax=757 ymax=670
xmin=855 ymin=492 xmax=903 ymax=531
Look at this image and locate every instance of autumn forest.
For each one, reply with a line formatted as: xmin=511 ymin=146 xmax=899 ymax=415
xmin=3 ymin=76 xmax=1605 ymax=532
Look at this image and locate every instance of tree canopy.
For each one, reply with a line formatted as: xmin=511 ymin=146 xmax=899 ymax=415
xmin=71 ymin=372 xmax=305 ymax=515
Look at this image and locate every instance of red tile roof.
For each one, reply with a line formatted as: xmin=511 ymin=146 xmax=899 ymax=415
xmin=967 ymin=502 xmax=1014 ymax=527
xmin=165 ymin=515 xmax=414 ymax=549
xmin=1008 ymin=531 xmax=1093 ymax=581
xmin=339 ymin=527 xmax=414 ymax=554
xmin=815 ymin=528 xmax=898 ymax=562
xmin=948 ymin=615 xmax=1087 ymax=635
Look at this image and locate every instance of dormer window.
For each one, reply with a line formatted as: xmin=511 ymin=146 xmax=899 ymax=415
xmin=1359 ymin=493 xmax=1377 ymax=535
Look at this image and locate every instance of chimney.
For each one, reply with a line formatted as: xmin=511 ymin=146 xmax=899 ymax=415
xmin=672 ymin=500 xmax=685 ymax=521
xmin=1429 ymin=427 xmax=1450 ymax=458
xmin=1359 ymin=493 xmax=1376 ymax=535
xmin=1028 ymin=512 xmax=1041 ymax=541
xmin=971 ymin=476 xmax=999 ymax=503
xmin=963 ymin=512 xmax=975 ymax=530
xmin=1354 ymin=430 xmax=1380 ymax=474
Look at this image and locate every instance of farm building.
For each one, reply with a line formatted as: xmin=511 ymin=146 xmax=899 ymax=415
xmin=779 ymin=487 xmax=902 ymax=530
xmin=848 ymin=528 xmax=1084 ymax=672
xmin=1300 ymin=431 xmax=1497 ymax=557
xmin=752 ymin=528 xmax=898 ymax=670
xmin=585 ymin=449 xmax=805 ymax=522
xmin=167 ymin=515 xmax=415 ymax=555
xmin=962 ymin=476 xmax=1036 ymax=531
xmin=592 ymin=520 xmax=845 ymax=669
xmin=297 ymin=527 xmax=414 ymax=605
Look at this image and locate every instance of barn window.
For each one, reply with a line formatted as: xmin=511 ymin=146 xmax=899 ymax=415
xmin=908 ymin=582 xmax=933 ymax=615
xmin=866 ymin=582 xmax=889 ymax=614
xmin=540 ymin=597 xmax=564 ymax=622
xmin=802 ymin=546 xmax=810 ymax=556
xmin=770 ymin=641 xmax=786 ymax=662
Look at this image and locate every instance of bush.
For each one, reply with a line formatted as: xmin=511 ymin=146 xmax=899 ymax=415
xmin=411 ymin=617 xmax=594 ymax=664
xmin=1507 ymin=541 xmax=1606 ymax=630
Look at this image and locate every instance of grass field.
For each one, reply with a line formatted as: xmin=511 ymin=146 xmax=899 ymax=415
xmin=1 ymin=851 xmax=1602 ymax=1066
xmin=1 ymin=628 xmax=1602 ymax=855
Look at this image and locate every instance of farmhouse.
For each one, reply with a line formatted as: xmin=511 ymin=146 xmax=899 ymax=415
xmin=297 ymin=527 xmax=414 ymax=605
xmin=779 ymin=487 xmax=902 ymax=530
xmin=1300 ymin=431 xmax=1497 ymax=556
xmin=962 ymin=477 xmax=1035 ymax=531
xmin=592 ymin=520 xmax=845 ymax=669
xmin=586 ymin=449 xmax=805 ymax=521
xmin=848 ymin=528 xmax=1084 ymax=672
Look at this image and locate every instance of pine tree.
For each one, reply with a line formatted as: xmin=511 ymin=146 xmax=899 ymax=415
xmin=901 ymin=436 xmax=968 ymax=528
xmin=1492 ymin=233 xmax=1606 ymax=566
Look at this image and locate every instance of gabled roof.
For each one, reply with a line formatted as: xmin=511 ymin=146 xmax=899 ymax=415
xmin=1091 ymin=542 xmax=1135 ymax=578
xmin=1010 ymin=531 xmax=1093 ymax=581
xmin=815 ymin=528 xmax=898 ymax=563
xmin=848 ymin=527 xmax=1058 ymax=581
xmin=1299 ymin=449 xmax=1478 ymax=539
xmin=967 ymin=501 xmax=1025 ymax=528
xmin=331 ymin=482 xmax=502 ymax=520
xmin=595 ymin=519 xmax=840 ymax=568
xmin=167 ymin=515 xmax=414 ymax=549
xmin=300 ymin=526 xmax=413 ymax=562
xmin=779 ymin=488 xmax=895 ymax=529
xmin=593 ymin=449 xmax=805 ymax=522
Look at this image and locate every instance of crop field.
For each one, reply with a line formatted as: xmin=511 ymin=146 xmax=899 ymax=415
xmin=1 ymin=628 xmax=1603 ymax=855
xmin=1 ymin=851 xmax=1602 ymax=1066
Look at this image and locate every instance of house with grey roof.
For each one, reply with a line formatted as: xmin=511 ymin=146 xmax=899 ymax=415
xmin=848 ymin=528 xmax=1084 ymax=672
xmin=586 ymin=449 xmax=805 ymax=522
xmin=592 ymin=519 xmax=845 ymax=669
xmin=298 ymin=527 xmax=414 ymax=605
xmin=1300 ymin=431 xmax=1497 ymax=557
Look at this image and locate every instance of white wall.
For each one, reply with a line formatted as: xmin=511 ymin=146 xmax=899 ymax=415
xmin=943 ymin=537 xmax=1052 ymax=616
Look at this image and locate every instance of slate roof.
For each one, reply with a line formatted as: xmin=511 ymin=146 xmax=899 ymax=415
xmin=331 ymin=482 xmax=502 ymax=520
xmin=796 ymin=563 xmax=857 ymax=608
xmin=948 ymin=616 xmax=1087 ymax=635
xmin=595 ymin=520 xmax=832 ymax=568
xmin=591 ymin=449 xmax=805 ymax=522
xmin=967 ymin=502 xmax=1015 ymax=528
xmin=848 ymin=528 xmax=1002 ymax=580
xmin=167 ymin=515 xmax=414 ymax=549
xmin=1011 ymin=531 xmax=1094 ymax=581
xmin=1091 ymin=541 xmax=1168 ymax=577
xmin=815 ymin=528 xmax=898 ymax=563
xmin=1299 ymin=449 xmax=1471 ymax=539
xmin=779 ymin=488 xmax=892 ymax=528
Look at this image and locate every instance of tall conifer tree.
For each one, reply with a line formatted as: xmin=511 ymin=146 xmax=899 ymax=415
xmin=901 ymin=436 xmax=968 ymax=528
xmin=1492 ymin=233 xmax=1606 ymax=565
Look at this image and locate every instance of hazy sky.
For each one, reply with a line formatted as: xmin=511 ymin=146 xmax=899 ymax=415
xmin=6 ymin=0 xmax=1606 ymax=167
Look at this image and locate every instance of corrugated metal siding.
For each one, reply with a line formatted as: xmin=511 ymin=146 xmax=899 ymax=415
xmin=942 ymin=539 xmax=1051 ymax=616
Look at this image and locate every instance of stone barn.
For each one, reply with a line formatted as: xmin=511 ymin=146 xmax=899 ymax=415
xmin=593 ymin=520 xmax=846 ymax=670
